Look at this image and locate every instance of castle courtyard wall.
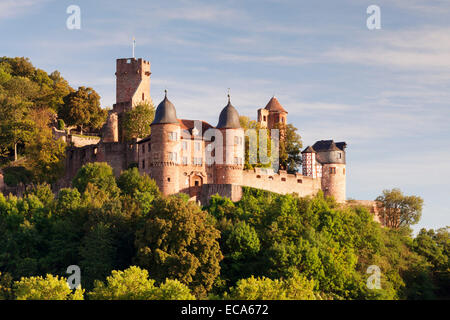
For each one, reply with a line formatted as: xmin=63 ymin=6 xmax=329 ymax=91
xmin=242 ymin=168 xmax=322 ymax=197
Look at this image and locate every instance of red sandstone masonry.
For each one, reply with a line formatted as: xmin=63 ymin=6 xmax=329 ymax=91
xmin=242 ymin=168 xmax=322 ymax=197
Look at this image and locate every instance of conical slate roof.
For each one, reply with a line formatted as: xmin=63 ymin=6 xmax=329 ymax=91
xmin=265 ymin=96 xmax=287 ymax=113
xmin=216 ymin=96 xmax=241 ymax=129
xmin=152 ymin=91 xmax=178 ymax=125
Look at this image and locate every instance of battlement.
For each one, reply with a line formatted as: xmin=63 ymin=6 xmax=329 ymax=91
xmin=115 ymin=57 xmax=151 ymax=110
xmin=241 ymin=168 xmax=322 ymax=197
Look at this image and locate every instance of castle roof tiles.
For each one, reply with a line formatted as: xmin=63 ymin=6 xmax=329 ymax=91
xmin=265 ymin=96 xmax=288 ymax=113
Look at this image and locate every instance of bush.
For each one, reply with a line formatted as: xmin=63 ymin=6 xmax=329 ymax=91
xmin=3 ymin=166 xmax=33 ymax=187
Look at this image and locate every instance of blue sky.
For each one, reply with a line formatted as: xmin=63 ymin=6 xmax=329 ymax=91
xmin=1 ymin=0 xmax=449 ymax=232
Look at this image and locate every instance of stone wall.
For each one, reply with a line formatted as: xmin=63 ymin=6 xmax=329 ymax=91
xmin=242 ymin=168 xmax=322 ymax=198
xmin=200 ymin=184 xmax=243 ymax=205
xmin=69 ymin=135 xmax=101 ymax=147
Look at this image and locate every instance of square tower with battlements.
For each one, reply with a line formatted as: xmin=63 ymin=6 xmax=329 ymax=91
xmin=113 ymin=58 xmax=152 ymax=114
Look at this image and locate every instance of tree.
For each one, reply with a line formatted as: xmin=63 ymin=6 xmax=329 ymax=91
xmin=376 ymin=189 xmax=423 ymax=228
xmin=122 ymin=102 xmax=155 ymax=140
xmin=89 ymin=266 xmax=195 ymax=300
xmin=0 ymin=272 xmax=13 ymax=300
xmin=0 ymin=96 xmax=35 ymax=161
xmin=117 ymin=167 xmax=159 ymax=198
xmin=226 ymin=274 xmax=317 ymax=300
xmin=25 ymin=108 xmax=66 ymax=183
xmin=277 ymin=123 xmax=302 ymax=173
xmin=72 ymin=162 xmax=120 ymax=198
xmin=14 ymin=274 xmax=84 ymax=300
xmin=134 ymin=196 xmax=223 ymax=297
xmin=58 ymin=86 xmax=106 ymax=134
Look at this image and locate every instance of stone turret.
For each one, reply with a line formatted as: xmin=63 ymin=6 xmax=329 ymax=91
xmin=215 ymin=95 xmax=244 ymax=185
xmin=258 ymin=97 xmax=288 ymax=140
xmin=150 ymin=91 xmax=180 ymax=195
xmin=312 ymin=140 xmax=347 ymax=203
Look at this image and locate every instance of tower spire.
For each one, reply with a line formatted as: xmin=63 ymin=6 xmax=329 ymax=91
xmin=132 ymin=36 xmax=136 ymax=58
xmin=227 ymin=88 xmax=231 ymax=103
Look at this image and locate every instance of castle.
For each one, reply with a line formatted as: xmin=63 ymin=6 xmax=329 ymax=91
xmin=63 ymin=57 xmax=347 ymax=204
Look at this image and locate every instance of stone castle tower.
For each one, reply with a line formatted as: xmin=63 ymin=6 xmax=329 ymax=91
xmin=302 ymin=140 xmax=347 ymax=203
xmin=215 ymin=95 xmax=244 ymax=186
xmin=150 ymin=91 xmax=181 ymax=195
xmin=102 ymin=58 xmax=152 ymax=143
xmin=114 ymin=58 xmax=151 ymax=113
xmin=257 ymin=96 xmax=288 ymax=140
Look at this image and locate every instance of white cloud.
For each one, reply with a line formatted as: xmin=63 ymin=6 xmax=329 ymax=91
xmin=0 ymin=0 xmax=48 ymax=19
xmin=324 ymin=27 xmax=450 ymax=70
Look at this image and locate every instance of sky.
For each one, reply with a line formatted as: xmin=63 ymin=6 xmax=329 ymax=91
xmin=0 ymin=0 xmax=449 ymax=232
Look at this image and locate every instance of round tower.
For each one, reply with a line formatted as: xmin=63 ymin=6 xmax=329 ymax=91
xmin=215 ymin=95 xmax=244 ymax=186
xmin=150 ymin=91 xmax=180 ymax=195
xmin=313 ymin=140 xmax=347 ymax=203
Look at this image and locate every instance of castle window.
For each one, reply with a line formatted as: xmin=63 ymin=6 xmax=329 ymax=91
xmin=168 ymin=152 xmax=177 ymax=162
xmin=142 ymin=144 xmax=145 ymax=153
xmin=338 ymin=153 xmax=342 ymax=159
xmin=182 ymin=141 xmax=188 ymax=150
xmin=195 ymin=142 xmax=201 ymax=152
xmin=142 ymin=93 xmax=145 ymax=101
xmin=148 ymin=143 xmax=151 ymax=151
xmin=281 ymin=177 xmax=286 ymax=182
xmin=256 ymin=175 xmax=261 ymax=179
xmin=169 ymin=132 xmax=178 ymax=141
xmin=167 ymin=177 xmax=171 ymax=182
xmin=263 ymin=116 xmax=267 ymax=122
xmin=182 ymin=156 xmax=188 ymax=165
xmin=142 ymin=160 xmax=145 ymax=169
xmin=268 ymin=176 xmax=273 ymax=180
xmin=195 ymin=181 xmax=200 ymax=187
xmin=330 ymin=167 xmax=336 ymax=174
xmin=343 ymin=168 xmax=346 ymax=175
xmin=297 ymin=179 xmax=303 ymax=184
xmin=194 ymin=157 xmax=202 ymax=165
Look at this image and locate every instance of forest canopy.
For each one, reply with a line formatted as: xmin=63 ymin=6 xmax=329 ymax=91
xmin=0 ymin=163 xmax=448 ymax=300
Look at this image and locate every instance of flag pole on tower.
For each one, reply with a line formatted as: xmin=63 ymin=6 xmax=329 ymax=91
xmin=132 ymin=37 xmax=136 ymax=58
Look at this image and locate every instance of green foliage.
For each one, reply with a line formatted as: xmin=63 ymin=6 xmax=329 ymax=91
xmin=14 ymin=274 xmax=84 ymax=300
xmin=57 ymin=119 xmax=65 ymax=130
xmin=58 ymin=86 xmax=106 ymax=133
xmin=122 ymin=102 xmax=155 ymax=140
xmin=72 ymin=162 xmax=120 ymax=198
xmin=277 ymin=123 xmax=303 ymax=173
xmin=226 ymin=274 xmax=317 ymax=300
xmin=25 ymin=183 xmax=54 ymax=207
xmin=2 ymin=166 xmax=33 ymax=186
xmin=0 ymin=57 xmax=72 ymax=165
xmin=117 ymin=167 xmax=159 ymax=198
xmin=376 ymin=188 xmax=423 ymax=228
xmin=0 ymin=272 xmax=14 ymax=300
xmin=135 ymin=196 xmax=223 ymax=297
xmin=89 ymin=266 xmax=195 ymax=300
xmin=0 ymin=158 xmax=446 ymax=300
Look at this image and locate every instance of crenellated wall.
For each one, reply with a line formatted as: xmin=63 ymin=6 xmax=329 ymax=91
xmin=242 ymin=168 xmax=322 ymax=197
